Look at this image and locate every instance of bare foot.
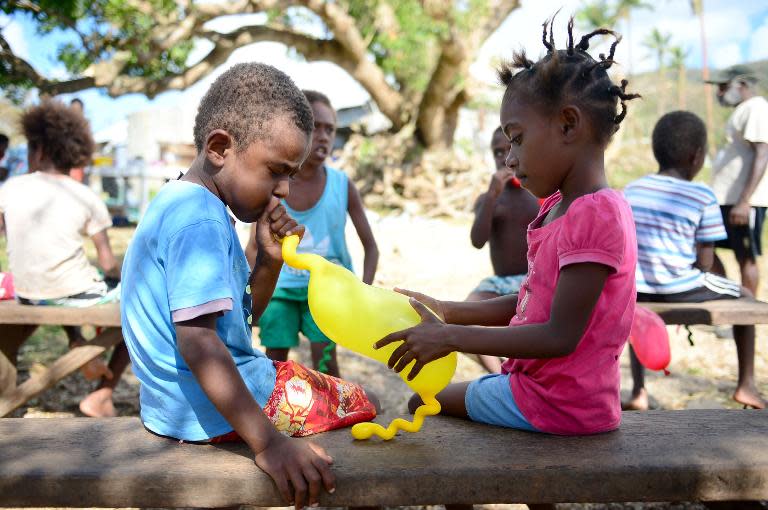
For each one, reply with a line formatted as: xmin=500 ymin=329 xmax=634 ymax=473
xmin=70 ymin=340 xmax=113 ymax=381
xmin=79 ymin=387 xmax=117 ymax=417
xmin=621 ymin=388 xmax=649 ymax=411
xmin=733 ymin=385 xmax=767 ymax=409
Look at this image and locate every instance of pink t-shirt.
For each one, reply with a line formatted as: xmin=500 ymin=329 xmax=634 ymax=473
xmin=501 ymin=189 xmax=637 ymax=435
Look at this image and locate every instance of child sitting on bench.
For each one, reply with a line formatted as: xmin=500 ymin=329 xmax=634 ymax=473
xmin=0 ymin=99 xmax=128 ymax=417
xmin=375 ymin=16 xmax=640 ymax=436
xmin=624 ymin=111 xmax=765 ymax=410
xmin=120 ymin=63 xmax=378 ymax=510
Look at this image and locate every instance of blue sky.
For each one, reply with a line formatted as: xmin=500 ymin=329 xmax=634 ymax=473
xmin=2 ymin=0 xmax=768 ymax=135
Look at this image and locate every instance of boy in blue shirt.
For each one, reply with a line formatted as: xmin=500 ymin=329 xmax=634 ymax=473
xmin=624 ymin=111 xmax=765 ymax=410
xmin=120 ymin=63 xmax=378 ymax=510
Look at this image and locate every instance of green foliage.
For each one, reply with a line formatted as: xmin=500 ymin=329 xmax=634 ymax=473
xmin=346 ymin=0 xmax=448 ymax=93
xmin=4 ymin=0 xmax=193 ymax=81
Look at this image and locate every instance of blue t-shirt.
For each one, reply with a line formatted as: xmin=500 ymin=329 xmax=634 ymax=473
xmin=120 ymin=180 xmax=276 ymax=440
xmin=625 ymin=174 xmax=727 ymax=294
xmin=277 ymin=166 xmax=353 ymax=288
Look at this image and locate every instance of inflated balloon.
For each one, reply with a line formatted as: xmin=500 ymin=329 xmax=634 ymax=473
xmin=629 ymin=306 xmax=671 ymax=373
xmin=281 ymin=234 xmax=457 ymax=440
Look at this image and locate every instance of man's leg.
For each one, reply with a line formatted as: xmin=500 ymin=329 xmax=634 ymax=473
xmin=737 ymin=256 xmax=759 ymax=296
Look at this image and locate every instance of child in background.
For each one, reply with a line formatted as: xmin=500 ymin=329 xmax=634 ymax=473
xmin=0 ymin=100 xmax=127 ymax=417
xmin=375 ymin=17 xmax=639 ymax=437
xmin=468 ymin=126 xmax=540 ymax=373
xmin=120 ymin=64 xmax=378 ymax=510
xmin=245 ymin=90 xmax=379 ymax=378
xmin=624 ymin=111 xmax=765 ymax=410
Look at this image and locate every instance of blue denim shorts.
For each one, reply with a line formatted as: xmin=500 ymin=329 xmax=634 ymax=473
xmin=465 ymin=373 xmax=539 ymax=432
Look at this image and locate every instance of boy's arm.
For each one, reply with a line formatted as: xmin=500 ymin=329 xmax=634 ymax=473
xmin=244 ymin=223 xmax=258 ymax=270
xmin=176 ymin=314 xmax=335 ymax=509
xmin=695 ymin=242 xmax=715 ymax=272
xmin=249 ymin=198 xmax=304 ymax=322
xmin=378 ymin=263 xmax=610 ymax=379
xmin=91 ymin=228 xmax=121 ymax=280
xmin=470 ymin=169 xmax=515 ymax=248
xmin=347 ymin=180 xmax=379 ymax=285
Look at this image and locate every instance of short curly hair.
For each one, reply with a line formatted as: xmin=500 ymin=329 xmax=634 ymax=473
xmin=497 ymin=15 xmax=640 ymax=145
xmin=21 ymin=99 xmax=94 ymax=170
xmin=652 ymin=111 xmax=707 ymax=169
xmin=194 ymin=63 xmax=314 ymax=152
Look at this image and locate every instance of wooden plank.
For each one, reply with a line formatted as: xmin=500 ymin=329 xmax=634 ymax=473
xmin=0 ymin=329 xmax=123 ymax=417
xmin=0 ymin=349 xmax=15 ymax=397
xmin=0 ymin=302 xmax=120 ymax=327
xmin=1 ymin=410 xmax=767 ymax=507
xmin=643 ymin=298 xmax=768 ymax=325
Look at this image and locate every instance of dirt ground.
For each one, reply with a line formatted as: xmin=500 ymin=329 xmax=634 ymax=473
xmin=8 ymin=213 xmax=768 ymax=510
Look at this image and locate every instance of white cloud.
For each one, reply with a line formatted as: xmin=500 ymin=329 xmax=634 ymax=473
xmin=0 ymin=16 xmax=28 ymax=60
xmin=711 ymin=42 xmax=743 ymax=69
xmin=749 ymin=21 xmax=768 ymax=62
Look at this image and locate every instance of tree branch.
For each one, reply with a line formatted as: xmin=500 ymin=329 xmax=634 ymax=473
xmin=296 ymin=0 xmax=406 ymax=128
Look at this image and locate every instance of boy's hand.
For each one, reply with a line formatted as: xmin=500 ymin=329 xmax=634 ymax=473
xmin=488 ymin=169 xmax=515 ymax=197
xmin=254 ymin=433 xmax=335 ymax=510
xmin=255 ymin=197 xmax=305 ymax=264
xmin=375 ymin=298 xmax=453 ymax=380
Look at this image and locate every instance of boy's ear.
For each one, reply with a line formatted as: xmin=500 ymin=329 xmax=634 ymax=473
xmin=205 ymin=130 xmax=233 ymax=168
xmin=559 ymin=105 xmax=581 ymax=143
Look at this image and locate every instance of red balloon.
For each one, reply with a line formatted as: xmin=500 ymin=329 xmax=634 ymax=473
xmin=629 ymin=306 xmax=671 ymax=373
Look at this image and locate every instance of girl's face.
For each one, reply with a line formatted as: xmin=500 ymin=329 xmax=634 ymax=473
xmin=215 ymin=115 xmax=310 ymax=223
xmin=499 ymin=95 xmax=566 ymax=199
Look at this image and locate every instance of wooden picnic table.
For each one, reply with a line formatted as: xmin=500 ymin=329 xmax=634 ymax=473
xmin=0 ymin=301 xmax=122 ymax=417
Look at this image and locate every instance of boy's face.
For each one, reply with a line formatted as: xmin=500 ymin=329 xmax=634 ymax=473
xmin=218 ymin=116 xmax=309 ymax=223
xmin=490 ymin=130 xmax=511 ymax=171
xmin=500 ymin=94 xmax=564 ymax=199
xmin=305 ymin=101 xmax=336 ymax=168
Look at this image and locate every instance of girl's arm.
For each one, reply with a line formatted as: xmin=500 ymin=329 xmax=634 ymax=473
xmin=347 ymin=179 xmax=379 ymax=285
xmin=470 ymin=169 xmax=515 ymax=248
xmin=377 ymin=262 xmax=611 ymax=380
xmin=176 ymin=314 xmax=335 ymax=510
xmin=91 ymin=229 xmax=120 ymax=280
xmin=395 ymin=288 xmax=518 ymax=326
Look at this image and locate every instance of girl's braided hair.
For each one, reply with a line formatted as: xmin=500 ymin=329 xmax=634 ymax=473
xmin=498 ymin=15 xmax=641 ymax=144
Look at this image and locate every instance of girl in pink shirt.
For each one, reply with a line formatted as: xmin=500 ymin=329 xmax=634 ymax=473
xmin=376 ymin=17 xmax=640 ymax=436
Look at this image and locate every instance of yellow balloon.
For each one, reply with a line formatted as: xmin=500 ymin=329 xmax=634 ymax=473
xmin=281 ymin=234 xmax=457 ymax=440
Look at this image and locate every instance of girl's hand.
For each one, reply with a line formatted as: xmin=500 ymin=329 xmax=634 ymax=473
xmin=255 ymin=197 xmax=304 ymax=265
xmin=374 ymin=298 xmax=454 ymax=380
xmin=254 ymin=433 xmax=335 ymax=510
xmin=394 ymin=288 xmax=446 ymax=322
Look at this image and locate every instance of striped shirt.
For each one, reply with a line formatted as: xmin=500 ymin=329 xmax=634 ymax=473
xmin=625 ymin=174 xmax=727 ymax=294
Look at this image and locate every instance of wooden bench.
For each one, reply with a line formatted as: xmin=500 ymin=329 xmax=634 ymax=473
xmin=643 ymin=297 xmax=768 ymax=326
xmin=0 ymin=301 xmax=122 ymax=417
xmin=0 ymin=410 xmax=766 ymax=507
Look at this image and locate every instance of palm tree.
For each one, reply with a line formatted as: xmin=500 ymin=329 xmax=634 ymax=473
xmin=576 ymin=0 xmax=618 ymax=31
xmin=644 ymin=28 xmax=672 ymax=116
xmin=615 ymin=0 xmax=653 ymax=76
xmin=669 ymin=45 xmax=690 ymax=109
xmin=691 ymin=0 xmax=714 ymax=152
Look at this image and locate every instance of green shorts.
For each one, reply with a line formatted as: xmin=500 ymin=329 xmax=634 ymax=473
xmin=258 ymin=287 xmax=332 ymax=348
